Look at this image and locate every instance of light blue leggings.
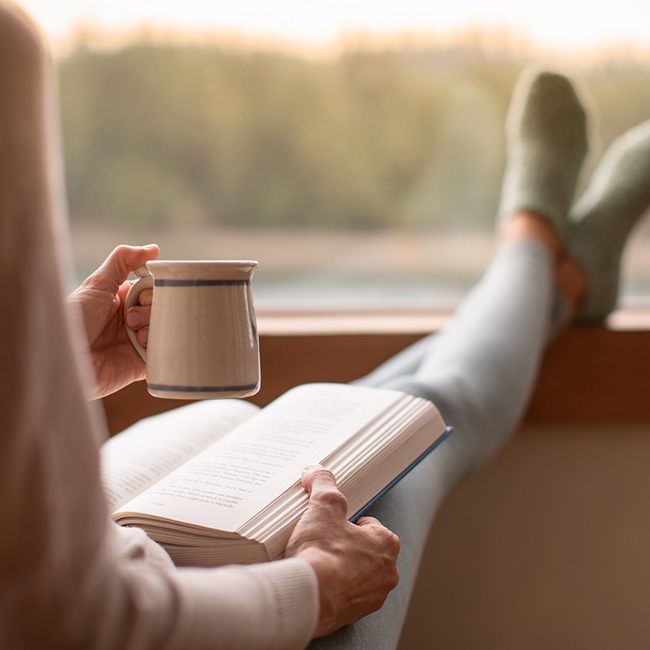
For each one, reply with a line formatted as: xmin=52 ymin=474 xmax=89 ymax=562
xmin=309 ymin=239 xmax=557 ymax=649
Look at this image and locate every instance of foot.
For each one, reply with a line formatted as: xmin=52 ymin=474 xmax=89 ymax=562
xmin=568 ymin=119 xmax=650 ymax=320
xmin=498 ymin=68 xmax=590 ymax=242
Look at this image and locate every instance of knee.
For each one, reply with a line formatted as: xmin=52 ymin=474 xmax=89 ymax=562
xmin=381 ymin=373 xmax=507 ymax=471
xmin=379 ymin=374 xmax=465 ymax=424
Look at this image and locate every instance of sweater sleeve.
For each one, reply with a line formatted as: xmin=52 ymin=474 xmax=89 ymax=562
xmin=0 ymin=5 xmax=319 ymax=650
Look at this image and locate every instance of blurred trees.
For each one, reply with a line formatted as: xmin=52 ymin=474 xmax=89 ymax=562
xmin=57 ymin=42 xmax=650 ymax=232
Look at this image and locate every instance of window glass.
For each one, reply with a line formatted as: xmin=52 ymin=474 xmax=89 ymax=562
xmin=20 ymin=1 xmax=650 ymax=310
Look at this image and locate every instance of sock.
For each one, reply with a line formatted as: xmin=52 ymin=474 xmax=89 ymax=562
xmin=498 ymin=69 xmax=590 ymax=240
xmin=569 ymin=119 xmax=650 ymax=320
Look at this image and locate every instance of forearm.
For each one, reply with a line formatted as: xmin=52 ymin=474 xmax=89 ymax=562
xmin=3 ymin=521 xmax=318 ymax=650
xmin=174 ymin=558 xmax=318 ymax=650
xmin=86 ymin=526 xmax=318 ymax=650
xmin=110 ymin=525 xmax=319 ymax=650
xmin=0 ymin=8 xmax=318 ymax=645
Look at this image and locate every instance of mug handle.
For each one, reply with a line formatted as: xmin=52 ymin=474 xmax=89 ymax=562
xmin=124 ymin=265 xmax=153 ymax=362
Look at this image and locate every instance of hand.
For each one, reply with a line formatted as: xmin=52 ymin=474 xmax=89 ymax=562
xmin=285 ymin=465 xmax=401 ymax=638
xmin=67 ymin=244 xmax=159 ymax=399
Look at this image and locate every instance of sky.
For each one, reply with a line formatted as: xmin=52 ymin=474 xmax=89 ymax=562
xmin=14 ymin=0 xmax=650 ymax=54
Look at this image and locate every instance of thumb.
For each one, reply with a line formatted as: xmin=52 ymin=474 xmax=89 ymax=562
xmin=301 ymin=465 xmax=348 ymax=518
xmin=94 ymin=244 xmax=159 ymax=291
xmin=301 ymin=464 xmax=337 ymax=495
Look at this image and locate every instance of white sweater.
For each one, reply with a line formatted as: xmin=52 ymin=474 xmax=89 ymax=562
xmin=0 ymin=4 xmax=319 ymax=649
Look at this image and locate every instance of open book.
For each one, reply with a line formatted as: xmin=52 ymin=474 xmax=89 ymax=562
xmin=102 ymin=383 xmax=451 ymax=567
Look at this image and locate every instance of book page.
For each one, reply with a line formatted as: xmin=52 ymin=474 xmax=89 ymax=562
xmin=101 ymin=398 xmax=259 ymax=510
xmin=114 ymin=383 xmax=407 ymax=532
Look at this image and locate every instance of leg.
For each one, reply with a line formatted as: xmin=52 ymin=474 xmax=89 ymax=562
xmin=309 ymin=234 xmax=563 ymax=650
xmin=369 ymin=238 xmax=555 ymax=472
xmin=308 ymin=69 xmax=591 ymax=650
xmin=311 ymin=71 xmax=650 ymax=649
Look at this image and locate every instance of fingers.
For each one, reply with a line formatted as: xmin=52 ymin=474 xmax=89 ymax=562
xmin=353 ymin=515 xmax=383 ymax=528
xmin=124 ymin=287 xmax=152 ymax=322
xmin=124 ymin=286 xmax=153 ymax=344
xmin=108 ymin=247 xmax=157 ymax=344
xmin=137 ymin=287 xmax=153 ymax=306
xmin=125 ymin=306 xmax=149 ymax=342
xmin=135 ymin=326 xmax=149 ymax=347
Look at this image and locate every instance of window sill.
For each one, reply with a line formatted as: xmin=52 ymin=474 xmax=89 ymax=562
xmin=255 ymin=300 xmax=650 ymax=335
xmin=102 ymin=305 xmax=650 ymax=437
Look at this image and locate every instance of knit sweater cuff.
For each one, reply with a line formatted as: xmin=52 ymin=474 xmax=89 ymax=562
xmin=173 ymin=557 xmax=319 ymax=650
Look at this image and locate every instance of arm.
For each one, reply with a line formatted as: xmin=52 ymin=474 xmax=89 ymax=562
xmin=0 ymin=6 xmax=398 ymax=649
xmin=0 ymin=6 xmax=316 ymax=649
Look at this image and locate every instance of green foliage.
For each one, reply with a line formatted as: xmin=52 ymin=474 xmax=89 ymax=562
xmin=57 ymin=43 xmax=650 ymax=232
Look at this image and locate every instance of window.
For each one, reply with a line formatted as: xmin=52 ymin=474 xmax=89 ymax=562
xmin=21 ymin=1 xmax=650 ymax=311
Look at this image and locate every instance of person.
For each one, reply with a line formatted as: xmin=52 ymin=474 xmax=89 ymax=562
xmin=0 ymin=5 xmax=400 ymax=650
xmin=2 ymin=4 xmax=650 ymax=650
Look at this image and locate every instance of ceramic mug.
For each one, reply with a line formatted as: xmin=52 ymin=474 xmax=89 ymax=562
xmin=124 ymin=260 xmax=260 ymax=399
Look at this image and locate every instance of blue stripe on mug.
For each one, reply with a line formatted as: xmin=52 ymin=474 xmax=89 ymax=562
xmin=154 ymin=279 xmax=250 ymax=287
xmin=147 ymin=382 xmax=259 ymax=393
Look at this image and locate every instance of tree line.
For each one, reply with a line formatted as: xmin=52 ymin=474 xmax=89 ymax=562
xmin=57 ymin=42 xmax=650 ymax=231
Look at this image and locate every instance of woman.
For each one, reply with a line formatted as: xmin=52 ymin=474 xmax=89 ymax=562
xmin=2 ymin=2 xmax=650 ymax=648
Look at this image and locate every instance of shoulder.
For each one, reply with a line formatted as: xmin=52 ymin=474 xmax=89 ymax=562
xmin=0 ymin=3 xmax=49 ymax=79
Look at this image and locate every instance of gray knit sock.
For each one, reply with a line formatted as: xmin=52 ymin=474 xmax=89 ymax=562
xmin=569 ymin=119 xmax=650 ymax=320
xmin=498 ymin=69 xmax=590 ymax=240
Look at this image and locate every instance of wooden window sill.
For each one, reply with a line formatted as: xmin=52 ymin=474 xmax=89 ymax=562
xmin=102 ymin=305 xmax=650 ymax=436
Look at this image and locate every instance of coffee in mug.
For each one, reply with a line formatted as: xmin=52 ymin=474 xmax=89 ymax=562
xmin=124 ymin=260 xmax=260 ymax=399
